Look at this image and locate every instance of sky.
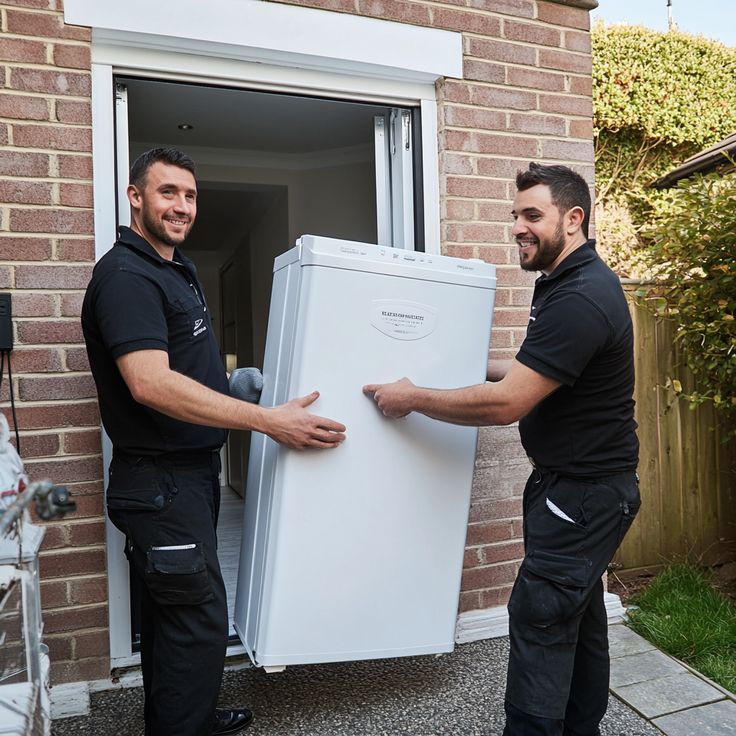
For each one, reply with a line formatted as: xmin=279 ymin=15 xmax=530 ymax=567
xmin=591 ymin=0 xmax=736 ymax=48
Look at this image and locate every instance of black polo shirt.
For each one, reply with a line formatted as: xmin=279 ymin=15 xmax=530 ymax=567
xmin=516 ymin=241 xmax=638 ymax=477
xmin=82 ymin=226 xmax=229 ymax=455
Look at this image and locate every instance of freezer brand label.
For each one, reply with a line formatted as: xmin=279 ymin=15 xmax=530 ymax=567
xmin=370 ymin=300 xmax=437 ymax=340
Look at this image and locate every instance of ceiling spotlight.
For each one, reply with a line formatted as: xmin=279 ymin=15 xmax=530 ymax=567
xmin=178 ymin=123 xmax=194 ymax=131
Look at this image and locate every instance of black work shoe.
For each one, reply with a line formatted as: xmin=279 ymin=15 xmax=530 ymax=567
xmin=211 ymin=707 xmax=253 ymax=734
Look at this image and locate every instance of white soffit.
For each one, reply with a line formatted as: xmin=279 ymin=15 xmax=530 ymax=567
xmin=64 ymin=0 xmax=463 ymax=84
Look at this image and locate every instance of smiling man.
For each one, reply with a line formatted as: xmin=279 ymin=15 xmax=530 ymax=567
xmin=364 ymin=163 xmax=640 ymax=736
xmin=82 ymin=148 xmax=345 ymax=736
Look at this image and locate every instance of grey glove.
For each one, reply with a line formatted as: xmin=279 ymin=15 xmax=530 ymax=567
xmin=229 ymin=367 xmax=264 ymax=404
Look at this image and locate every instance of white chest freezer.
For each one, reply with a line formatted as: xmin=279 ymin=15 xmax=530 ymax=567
xmin=234 ymin=235 xmax=496 ymax=668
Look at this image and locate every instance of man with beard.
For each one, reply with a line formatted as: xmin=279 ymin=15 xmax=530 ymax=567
xmin=82 ymin=147 xmax=346 ymax=736
xmin=364 ymin=162 xmax=639 ymax=736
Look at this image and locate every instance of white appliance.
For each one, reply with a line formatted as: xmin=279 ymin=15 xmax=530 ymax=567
xmin=234 ymin=235 xmax=496 ymax=668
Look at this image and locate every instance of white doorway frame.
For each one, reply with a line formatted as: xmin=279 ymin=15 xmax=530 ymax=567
xmin=68 ymin=0 xmax=462 ymax=669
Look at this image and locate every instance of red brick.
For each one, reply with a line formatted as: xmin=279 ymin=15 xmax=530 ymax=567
xmin=46 ymin=635 xmax=74 ymax=662
xmin=441 ymin=152 xmax=474 ymax=175
xmin=458 ymin=590 xmax=481 ymax=613
xmin=469 ymin=496 xmax=524 ymax=522
xmin=16 ymin=319 xmax=84 ymax=345
xmin=479 ymin=585 xmax=513 ymax=609
xmin=39 ymin=549 xmax=106 ymax=582
xmin=446 ymin=176 xmax=507 ymax=199
xmin=441 ymin=80 xmax=472 ymax=104
xmin=73 ymin=629 xmax=110 ymax=660
xmin=0 ymin=124 xmax=9 ymax=145
xmin=0 ymin=150 xmax=49 ymax=177
xmin=445 ymin=105 xmax=505 ymax=131
xmin=570 ymin=75 xmax=592 ymax=97
xmin=12 ymin=122 xmax=91 ymax=152
xmin=446 ymin=129 xmax=537 ymax=157
xmin=15 ymin=263 xmax=92 ymax=288
xmin=466 ymin=37 xmax=535 ymax=66
xmin=478 ymin=540 xmax=525 ymax=564
xmin=69 ymin=575 xmax=108 ymax=606
xmin=540 ymin=138 xmax=594 ymax=163
xmin=57 ymin=154 xmax=92 ymax=180
xmin=10 ymin=207 xmax=94 ymax=234
xmin=464 ymin=546 xmax=482 ymax=569
xmin=64 ymin=480 xmax=104 ymax=497
xmin=444 ymin=222 xmax=506 ymax=243
xmin=508 ymin=112 xmax=566 ymax=136
xmin=59 ymin=182 xmax=93 ymax=208
xmin=57 ymin=238 xmax=94 ymax=262
xmin=15 ymin=431 xmax=60 ymax=457
xmin=40 ymin=524 xmax=67 ymax=550
xmin=357 ymin=0 xmax=430 ymax=25
xmin=40 ymin=579 xmax=68 ymax=609
xmin=478 ymin=201 xmax=514 ymax=222
xmin=63 ymin=428 xmax=101 ymax=455
xmin=282 ymin=0 xmax=357 ymax=10
xmin=6 ymin=9 xmax=91 ymax=42
xmin=0 ymin=179 xmax=52 ymax=205
xmin=477 ymin=156 xmax=528 ymax=179
xmin=61 ymin=292 xmax=85 ymax=318
xmin=1 ymin=0 xmax=54 ymax=9
xmin=13 ymin=347 xmax=64 ymax=374
xmin=53 ymin=43 xmax=91 ymax=70
xmin=470 ymin=244 xmax=514 ymax=264
xmin=445 ymin=199 xmax=476 ymax=221
xmin=565 ymin=29 xmax=591 ymax=53
xmin=539 ymin=48 xmax=591 ymax=75
xmin=466 ymin=519 xmax=514 ymax=546
xmin=0 ymin=91 xmax=49 ymax=119
xmin=65 ymin=350 xmax=90 ymax=375
xmin=13 ymin=400 xmax=99 ymax=429
xmin=507 ymin=66 xmax=566 ymax=92
xmin=24 ymin=456 xmax=103 ymax=486
xmin=469 ymin=0 xmax=534 ymax=17
xmin=570 ymin=118 xmax=593 ymax=139
xmin=461 ymin=560 xmax=519 ymax=589
xmin=50 ymin=657 xmax=110 ymax=686
xmin=18 ymin=373 xmax=97 ymax=401
xmin=68 ymin=519 xmax=105 ymax=547
xmin=0 ymin=235 xmax=52 ymax=260
xmin=0 ymin=36 xmax=46 ymax=63
xmin=537 ymin=1 xmax=590 ymax=31
xmin=489 ymin=328 xmax=513 ymax=347
xmin=442 ymin=244 xmax=477 ymax=260
xmin=503 ymin=18 xmax=561 ymax=47
xmin=55 ymin=99 xmax=91 ymax=125
xmin=472 ymin=85 xmax=537 ymax=110
xmin=433 ymin=7 xmax=501 ymax=36
xmin=538 ymin=92 xmax=592 ymax=116
xmin=0 ymin=266 xmax=14 ymax=288
xmin=463 ymin=59 xmax=505 ymax=84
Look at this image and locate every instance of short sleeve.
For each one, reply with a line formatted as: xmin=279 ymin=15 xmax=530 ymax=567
xmin=516 ymin=291 xmax=610 ymax=386
xmin=93 ymin=269 xmax=169 ymax=358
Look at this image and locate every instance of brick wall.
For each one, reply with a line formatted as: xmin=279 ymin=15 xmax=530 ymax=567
xmin=0 ymin=0 xmax=596 ymax=684
xmin=0 ymin=0 xmax=108 ymax=684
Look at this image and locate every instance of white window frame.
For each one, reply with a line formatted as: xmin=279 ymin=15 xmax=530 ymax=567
xmin=67 ymin=0 xmax=461 ymax=668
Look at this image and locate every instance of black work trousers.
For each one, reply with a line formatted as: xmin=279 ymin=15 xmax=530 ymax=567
xmin=106 ymin=450 xmax=228 ymax=736
xmin=503 ymin=467 xmax=640 ymax=736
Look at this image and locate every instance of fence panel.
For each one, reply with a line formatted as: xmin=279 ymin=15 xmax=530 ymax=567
xmin=614 ymin=288 xmax=736 ymax=570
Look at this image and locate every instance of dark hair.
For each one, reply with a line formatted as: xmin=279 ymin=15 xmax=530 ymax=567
xmin=516 ymin=162 xmax=591 ymax=239
xmin=129 ymin=147 xmax=196 ymax=189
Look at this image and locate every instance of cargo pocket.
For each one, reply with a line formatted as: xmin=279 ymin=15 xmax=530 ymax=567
xmin=106 ymin=457 xmax=177 ymax=514
xmin=144 ymin=542 xmax=214 ymax=606
xmin=509 ymin=549 xmax=592 ymax=645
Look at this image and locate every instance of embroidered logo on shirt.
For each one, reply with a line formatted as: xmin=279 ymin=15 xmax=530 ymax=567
xmin=193 ymin=318 xmax=207 ymax=337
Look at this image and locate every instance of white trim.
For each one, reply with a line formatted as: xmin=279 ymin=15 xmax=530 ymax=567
xmin=454 ymin=593 xmax=628 ymax=645
xmin=64 ymin=0 xmax=462 ymax=85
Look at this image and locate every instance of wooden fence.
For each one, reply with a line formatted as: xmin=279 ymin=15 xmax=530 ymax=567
xmin=614 ymin=285 xmax=736 ymax=570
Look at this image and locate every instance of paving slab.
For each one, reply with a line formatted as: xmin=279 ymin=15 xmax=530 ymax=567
xmin=652 ymin=699 xmax=736 ymax=735
xmin=615 ymin=671 xmax=724 ymax=719
xmin=610 ymin=649 xmax=686 ymax=688
xmin=608 ymin=623 xmax=656 ymax=658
